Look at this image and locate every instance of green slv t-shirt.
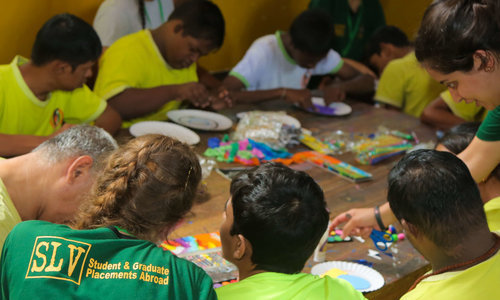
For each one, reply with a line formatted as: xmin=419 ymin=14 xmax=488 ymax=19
xmin=309 ymin=0 xmax=386 ymax=61
xmin=477 ymin=106 xmax=500 ymax=141
xmin=0 ymin=221 xmax=217 ymax=300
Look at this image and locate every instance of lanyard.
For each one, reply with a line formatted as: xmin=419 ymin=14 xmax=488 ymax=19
xmin=144 ymin=0 xmax=165 ymax=28
xmin=342 ymin=2 xmax=363 ymax=57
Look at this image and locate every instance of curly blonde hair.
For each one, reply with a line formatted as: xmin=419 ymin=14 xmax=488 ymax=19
xmin=73 ymin=135 xmax=201 ymax=242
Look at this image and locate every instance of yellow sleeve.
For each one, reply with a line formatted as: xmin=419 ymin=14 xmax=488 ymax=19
xmin=374 ymin=60 xmax=406 ymax=108
xmin=93 ymin=40 xmax=146 ymax=100
xmin=62 ymin=85 xmax=107 ymax=124
xmin=441 ymin=89 xmax=486 ymax=121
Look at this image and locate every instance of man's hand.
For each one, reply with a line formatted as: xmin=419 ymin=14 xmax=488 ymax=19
xmin=330 ymin=207 xmax=379 ymax=239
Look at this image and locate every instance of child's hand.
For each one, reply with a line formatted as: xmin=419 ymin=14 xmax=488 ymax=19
xmin=178 ymin=82 xmax=210 ymax=108
xmin=209 ymin=87 xmax=232 ymax=110
xmin=322 ymin=85 xmax=346 ymax=105
xmin=50 ymin=123 xmax=75 ymax=138
xmin=283 ymin=88 xmax=314 ymax=110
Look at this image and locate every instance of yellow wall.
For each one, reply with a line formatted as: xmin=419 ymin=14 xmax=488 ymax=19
xmin=0 ymin=0 xmax=432 ymax=71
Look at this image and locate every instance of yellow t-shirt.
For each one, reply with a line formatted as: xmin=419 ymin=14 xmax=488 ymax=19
xmin=401 ymin=230 xmax=500 ymax=300
xmin=0 ymin=178 xmax=21 ymax=251
xmin=485 ymin=197 xmax=500 ymax=232
xmin=94 ymin=30 xmax=198 ymax=128
xmin=440 ymin=89 xmax=488 ymax=122
xmin=0 ymin=56 xmax=106 ymax=136
xmin=375 ymin=52 xmax=446 ymax=118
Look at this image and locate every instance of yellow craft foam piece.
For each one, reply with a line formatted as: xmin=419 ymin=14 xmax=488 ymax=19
xmin=321 ymin=268 xmax=347 ymax=278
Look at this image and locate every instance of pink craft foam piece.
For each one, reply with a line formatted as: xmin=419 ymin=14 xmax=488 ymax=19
xmin=397 ymin=233 xmax=405 ymax=240
xmin=239 ymin=139 xmax=249 ymax=150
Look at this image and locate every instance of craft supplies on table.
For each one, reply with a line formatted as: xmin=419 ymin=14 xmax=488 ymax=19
xmin=161 ymin=232 xmax=238 ymax=284
xmin=293 ymin=151 xmax=372 ymax=182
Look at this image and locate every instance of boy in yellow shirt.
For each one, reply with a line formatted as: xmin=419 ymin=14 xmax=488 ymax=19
xmin=366 ymin=26 xmax=446 ymax=117
xmin=94 ymin=0 xmax=227 ymax=127
xmin=388 ymin=150 xmax=500 ymax=300
xmin=0 ymin=14 xmax=121 ymax=157
xmin=217 ymin=163 xmax=365 ymax=300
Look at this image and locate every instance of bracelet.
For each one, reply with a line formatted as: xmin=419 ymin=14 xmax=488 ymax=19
xmin=280 ymin=88 xmax=286 ymax=100
xmin=374 ymin=205 xmax=388 ymax=231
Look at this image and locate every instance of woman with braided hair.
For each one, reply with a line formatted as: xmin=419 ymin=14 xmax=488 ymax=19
xmin=0 ymin=135 xmax=217 ymax=299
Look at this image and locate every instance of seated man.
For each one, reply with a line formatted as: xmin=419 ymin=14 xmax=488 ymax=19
xmin=94 ymin=0 xmax=227 ymax=127
xmin=222 ymin=9 xmax=374 ymax=109
xmin=420 ymin=89 xmax=487 ymax=130
xmin=217 ymin=163 xmax=365 ymax=299
xmin=0 ymin=13 xmax=122 ymax=157
xmin=366 ymin=26 xmax=446 ymax=117
xmin=0 ymin=125 xmax=117 ymax=249
xmin=388 ymin=150 xmax=500 ymax=299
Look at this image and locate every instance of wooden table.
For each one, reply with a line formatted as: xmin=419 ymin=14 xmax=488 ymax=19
xmin=170 ymin=99 xmax=435 ymax=300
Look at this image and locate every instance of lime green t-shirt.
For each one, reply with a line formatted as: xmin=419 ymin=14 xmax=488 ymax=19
xmin=485 ymin=197 xmax=500 ymax=232
xmin=0 ymin=56 xmax=106 ymax=136
xmin=216 ymin=272 xmax=366 ymax=300
xmin=0 ymin=178 xmax=21 ymax=252
xmin=0 ymin=221 xmax=216 ymax=299
xmin=94 ymin=30 xmax=198 ymax=128
xmin=441 ymin=89 xmax=487 ymax=122
xmin=375 ymin=52 xmax=446 ymax=118
xmin=401 ymin=231 xmax=500 ymax=300
xmin=476 ymin=106 xmax=500 ymax=141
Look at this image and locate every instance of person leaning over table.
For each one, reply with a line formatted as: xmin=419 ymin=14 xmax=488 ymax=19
xmin=365 ymin=25 xmax=446 ymax=118
xmin=216 ymin=163 xmax=366 ymax=300
xmin=0 ymin=135 xmax=216 ymax=299
xmin=331 ymin=121 xmax=500 ymax=239
xmin=93 ymin=0 xmax=229 ymax=128
xmin=331 ymin=0 xmax=500 ymax=239
xmin=0 ymin=125 xmax=117 ymax=251
xmin=221 ymin=9 xmax=374 ymax=110
xmin=415 ymin=0 xmax=500 ymax=183
xmin=387 ymin=150 xmax=500 ymax=300
xmin=0 ymin=13 xmax=122 ymax=157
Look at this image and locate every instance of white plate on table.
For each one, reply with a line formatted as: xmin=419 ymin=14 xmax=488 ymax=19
xmin=167 ymin=109 xmax=233 ymax=131
xmin=308 ymin=97 xmax=352 ymax=116
xmin=129 ymin=121 xmax=200 ymax=145
xmin=236 ymin=112 xmax=301 ymax=128
xmin=311 ymin=261 xmax=384 ymax=293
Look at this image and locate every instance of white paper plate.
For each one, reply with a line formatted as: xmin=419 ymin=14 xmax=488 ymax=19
xmin=167 ymin=109 xmax=233 ymax=131
xmin=310 ymin=97 xmax=352 ymax=116
xmin=129 ymin=121 xmax=200 ymax=145
xmin=311 ymin=261 xmax=384 ymax=293
xmin=236 ymin=112 xmax=301 ymax=128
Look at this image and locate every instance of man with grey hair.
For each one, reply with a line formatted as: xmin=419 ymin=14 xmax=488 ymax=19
xmin=0 ymin=125 xmax=117 ymax=249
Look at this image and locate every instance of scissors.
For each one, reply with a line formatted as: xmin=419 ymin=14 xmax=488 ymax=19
xmin=370 ymin=229 xmax=393 ymax=252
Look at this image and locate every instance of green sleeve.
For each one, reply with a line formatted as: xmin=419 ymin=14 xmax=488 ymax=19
xmin=477 ymin=106 xmax=500 ymax=141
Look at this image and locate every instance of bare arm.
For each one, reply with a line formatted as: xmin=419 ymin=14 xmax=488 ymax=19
xmin=343 ymin=58 xmax=377 ymax=78
xmin=197 ymin=65 xmax=221 ymax=90
xmin=222 ymin=75 xmax=313 ymax=108
xmin=458 ymin=137 xmax=500 ymax=182
xmin=0 ymin=134 xmax=47 ymax=157
xmin=107 ymin=83 xmax=209 ymax=119
xmin=322 ymin=62 xmax=375 ymax=103
xmin=420 ymin=97 xmax=465 ymax=130
xmin=94 ymin=105 xmax=122 ymax=135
